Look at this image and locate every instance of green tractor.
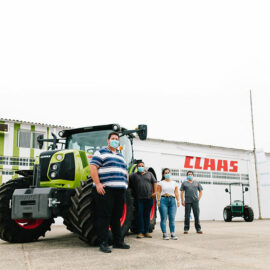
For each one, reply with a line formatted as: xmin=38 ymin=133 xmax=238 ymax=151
xmin=223 ymin=183 xmax=254 ymax=222
xmin=0 ymin=124 xmax=157 ymax=244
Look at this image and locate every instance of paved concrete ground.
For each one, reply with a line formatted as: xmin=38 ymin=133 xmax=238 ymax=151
xmin=1 ymin=220 xmax=270 ymax=270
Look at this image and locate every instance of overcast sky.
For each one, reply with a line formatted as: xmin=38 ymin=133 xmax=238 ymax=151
xmin=0 ymin=1 xmax=270 ymax=151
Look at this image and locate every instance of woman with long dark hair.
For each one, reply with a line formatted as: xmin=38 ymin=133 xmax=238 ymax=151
xmin=157 ymin=168 xmax=180 ymax=240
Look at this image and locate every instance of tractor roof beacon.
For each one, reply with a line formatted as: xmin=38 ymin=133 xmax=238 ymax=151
xmin=223 ymin=183 xmax=254 ymax=222
xmin=0 ymin=124 xmax=157 ymax=244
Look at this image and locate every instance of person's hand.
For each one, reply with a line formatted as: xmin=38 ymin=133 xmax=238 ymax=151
xmin=157 ymin=201 xmax=160 ymax=207
xmin=96 ymin=183 xmax=106 ymax=195
xmin=177 ymin=201 xmax=180 ymax=207
xmin=151 ymin=192 xmax=156 ymax=198
xmin=182 ymin=201 xmax=185 ymax=207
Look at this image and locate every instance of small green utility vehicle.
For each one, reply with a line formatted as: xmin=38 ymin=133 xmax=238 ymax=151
xmin=223 ymin=183 xmax=254 ymax=222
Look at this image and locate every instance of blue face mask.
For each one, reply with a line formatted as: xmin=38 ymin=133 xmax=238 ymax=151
xmin=110 ymin=140 xmax=119 ymax=149
xmin=187 ymin=175 xmax=193 ymax=180
xmin=164 ymin=173 xmax=170 ymax=179
xmin=138 ymin=167 xmax=144 ymax=173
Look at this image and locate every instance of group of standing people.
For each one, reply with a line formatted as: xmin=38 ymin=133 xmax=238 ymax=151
xmin=90 ymin=131 xmax=203 ymax=253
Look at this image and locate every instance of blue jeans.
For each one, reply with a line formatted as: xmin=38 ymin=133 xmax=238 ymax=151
xmin=159 ymin=197 xmax=177 ymax=233
xmin=137 ymin=198 xmax=153 ymax=234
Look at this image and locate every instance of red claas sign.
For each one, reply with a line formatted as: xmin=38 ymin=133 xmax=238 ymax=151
xmin=184 ymin=156 xmax=238 ymax=172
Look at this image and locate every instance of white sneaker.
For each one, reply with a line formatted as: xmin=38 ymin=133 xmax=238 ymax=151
xmin=171 ymin=234 xmax=178 ymax=240
xmin=163 ymin=234 xmax=169 ymax=240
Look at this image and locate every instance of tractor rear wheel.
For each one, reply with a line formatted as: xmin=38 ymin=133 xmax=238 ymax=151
xmin=0 ymin=178 xmax=54 ymax=243
xmin=223 ymin=207 xmax=232 ymax=222
xmin=244 ymin=207 xmax=254 ymax=222
xmin=66 ymin=178 xmax=134 ymax=246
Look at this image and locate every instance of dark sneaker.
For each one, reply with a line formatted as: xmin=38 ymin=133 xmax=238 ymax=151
xmin=99 ymin=242 xmax=111 ymax=253
xmin=113 ymin=242 xmax=130 ymax=249
xmin=197 ymin=231 xmax=203 ymax=234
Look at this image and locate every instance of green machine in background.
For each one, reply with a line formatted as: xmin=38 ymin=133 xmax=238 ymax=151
xmin=0 ymin=124 xmax=156 ymax=244
xmin=223 ymin=183 xmax=254 ymax=222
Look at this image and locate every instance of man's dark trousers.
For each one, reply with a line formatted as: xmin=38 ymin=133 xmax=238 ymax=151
xmin=184 ymin=201 xmax=201 ymax=232
xmin=137 ymin=198 xmax=153 ymax=234
xmin=94 ymin=187 xmax=126 ymax=244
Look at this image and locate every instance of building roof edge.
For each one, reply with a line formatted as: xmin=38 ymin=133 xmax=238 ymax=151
xmin=0 ymin=118 xmax=70 ymax=129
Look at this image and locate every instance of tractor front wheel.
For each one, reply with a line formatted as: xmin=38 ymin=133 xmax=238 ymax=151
xmin=0 ymin=178 xmax=54 ymax=243
xmin=223 ymin=207 xmax=232 ymax=222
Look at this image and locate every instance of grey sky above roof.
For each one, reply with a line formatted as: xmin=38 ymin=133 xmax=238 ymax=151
xmin=0 ymin=1 xmax=269 ymax=151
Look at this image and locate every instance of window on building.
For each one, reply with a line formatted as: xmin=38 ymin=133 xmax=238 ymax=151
xmin=241 ymin=174 xmax=249 ymax=180
xmin=10 ymin=157 xmax=20 ymax=166
xmin=0 ymin=170 xmax=14 ymax=176
xmin=171 ymin=169 xmax=179 ymax=176
xmin=18 ymin=130 xmax=31 ymax=148
xmin=19 ymin=158 xmax=28 ymax=166
xmin=0 ymin=123 xmax=8 ymax=133
xmin=0 ymin=156 xmax=9 ymax=165
xmin=29 ymin=158 xmax=35 ymax=167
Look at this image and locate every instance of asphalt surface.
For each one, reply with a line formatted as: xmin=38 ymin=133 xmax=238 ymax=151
xmin=1 ymin=220 xmax=270 ymax=270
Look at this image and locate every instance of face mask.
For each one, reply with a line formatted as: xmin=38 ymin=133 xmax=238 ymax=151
xmin=187 ymin=175 xmax=193 ymax=180
xmin=110 ymin=140 xmax=119 ymax=148
xmin=138 ymin=167 xmax=144 ymax=173
xmin=164 ymin=173 xmax=170 ymax=179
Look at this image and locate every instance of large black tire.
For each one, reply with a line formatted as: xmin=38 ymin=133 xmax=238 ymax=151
xmin=130 ymin=198 xmax=157 ymax=234
xmin=0 ymin=178 xmax=54 ymax=243
xmin=223 ymin=207 xmax=232 ymax=222
xmin=244 ymin=207 xmax=254 ymax=222
xmin=65 ymin=178 xmax=134 ymax=246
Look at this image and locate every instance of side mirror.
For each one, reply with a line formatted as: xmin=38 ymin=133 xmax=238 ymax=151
xmin=50 ymin=133 xmax=58 ymax=150
xmin=225 ymin=188 xmax=229 ymax=193
xmin=37 ymin=135 xmax=44 ymax=149
xmin=245 ymin=187 xmax=249 ymax=192
xmin=137 ymin=125 xmax=147 ymax=140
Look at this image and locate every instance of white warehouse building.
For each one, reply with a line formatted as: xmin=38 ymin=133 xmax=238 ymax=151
xmin=1 ymin=118 xmax=270 ymax=221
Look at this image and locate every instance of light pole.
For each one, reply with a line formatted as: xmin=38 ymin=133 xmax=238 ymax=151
xmin=250 ymin=90 xmax=262 ymax=219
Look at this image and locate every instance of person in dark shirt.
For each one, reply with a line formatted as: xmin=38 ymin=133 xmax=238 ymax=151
xmin=129 ymin=161 xmax=157 ymax=238
xmin=180 ymin=170 xmax=203 ymax=234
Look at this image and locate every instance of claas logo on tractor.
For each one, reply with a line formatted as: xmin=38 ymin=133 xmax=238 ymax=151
xmin=0 ymin=123 xmax=156 ymax=244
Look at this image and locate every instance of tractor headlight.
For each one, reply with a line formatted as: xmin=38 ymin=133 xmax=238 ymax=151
xmin=52 ymin=164 xmax=58 ymax=170
xmin=51 ymin=172 xmax=56 ymax=178
xmin=56 ymin=154 xmax=63 ymax=161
